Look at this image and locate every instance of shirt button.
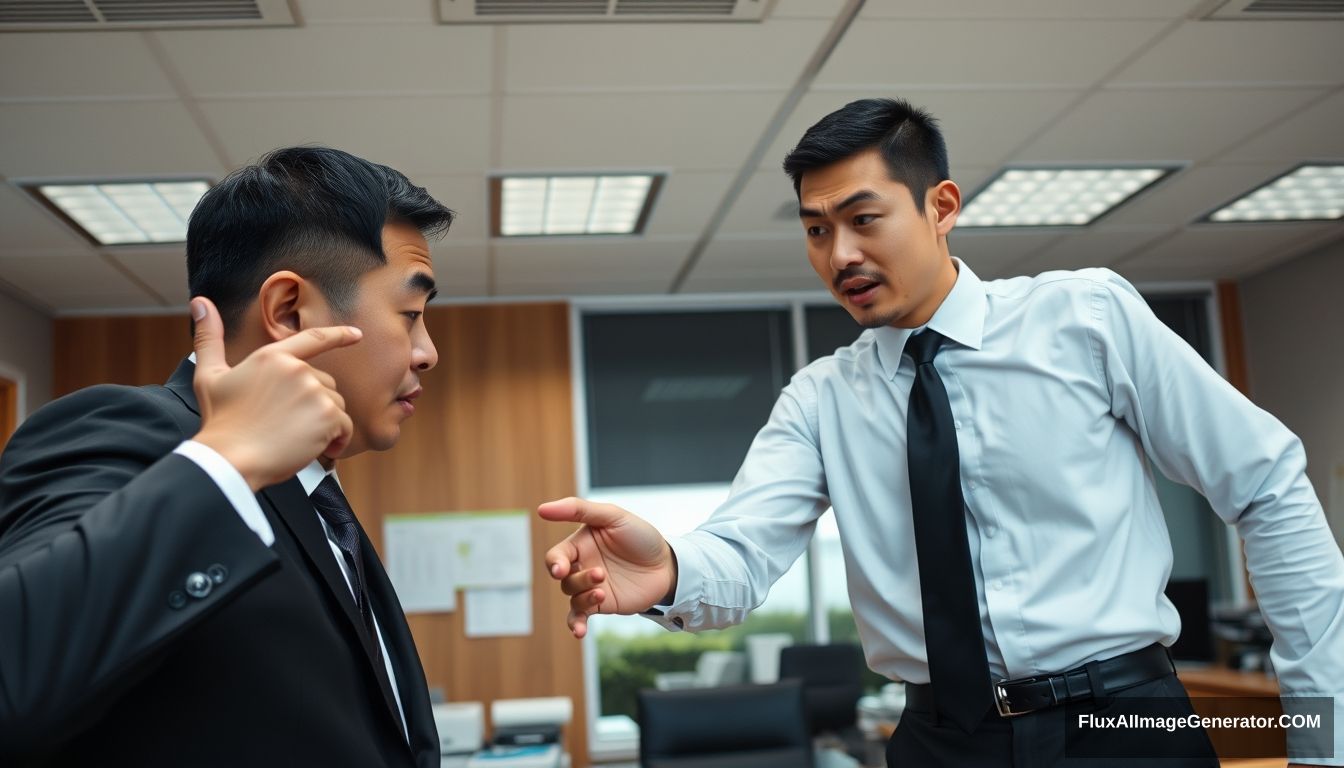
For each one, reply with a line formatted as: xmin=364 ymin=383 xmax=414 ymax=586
xmin=185 ymin=571 xmax=213 ymax=599
xmin=968 ymin=480 xmax=978 ymax=490
xmin=986 ymin=526 xmax=997 ymax=538
xmin=954 ymin=420 xmax=962 ymax=430
xmin=992 ymin=579 xmax=1004 ymax=591
xmin=207 ymin=563 xmax=229 ymax=585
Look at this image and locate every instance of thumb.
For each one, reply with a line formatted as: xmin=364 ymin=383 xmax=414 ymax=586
xmin=191 ymin=297 xmax=228 ymax=374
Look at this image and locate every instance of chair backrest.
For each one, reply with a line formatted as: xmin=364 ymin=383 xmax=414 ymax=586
xmin=638 ymin=680 xmax=814 ymax=768
xmin=695 ymin=650 xmax=747 ymax=687
xmin=778 ymin=643 xmax=865 ymax=733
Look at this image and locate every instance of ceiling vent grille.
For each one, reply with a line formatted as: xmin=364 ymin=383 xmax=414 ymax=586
xmin=440 ymin=0 xmax=765 ymax=24
xmin=1205 ymin=0 xmax=1344 ymax=19
xmin=0 ymin=0 xmax=295 ymax=30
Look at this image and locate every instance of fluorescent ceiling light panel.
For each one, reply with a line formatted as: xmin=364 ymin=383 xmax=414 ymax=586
xmin=31 ymin=180 xmax=210 ymax=245
xmin=959 ymin=167 xmax=1172 ymax=228
xmin=496 ymin=174 xmax=661 ymax=236
xmin=1205 ymin=164 xmax=1344 ymax=223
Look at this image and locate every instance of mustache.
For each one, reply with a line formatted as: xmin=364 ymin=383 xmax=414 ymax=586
xmin=833 ymin=267 xmax=885 ymax=292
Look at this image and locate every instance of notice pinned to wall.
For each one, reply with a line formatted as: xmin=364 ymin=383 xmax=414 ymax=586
xmin=384 ymin=510 xmax=532 ymax=614
xmin=464 ymin=585 xmax=533 ymax=638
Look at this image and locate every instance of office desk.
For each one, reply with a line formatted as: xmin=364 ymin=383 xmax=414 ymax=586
xmin=1178 ymin=666 xmax=1288 ymax=762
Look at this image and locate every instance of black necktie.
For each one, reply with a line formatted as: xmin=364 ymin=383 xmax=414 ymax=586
xmin=310 ymin=476 xmax=380 ymax=649
xmin=905 ymin=330 xmax=993 ymax=732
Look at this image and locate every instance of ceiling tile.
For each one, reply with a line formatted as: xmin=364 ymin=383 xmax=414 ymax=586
xmin=817 ymin=20 xmax=1168 ymax=88
xmin=1111 ymin=20 xmax=1344 ymax=87
xmin=1011 ymin=230 xmax=1170 ymax=275
xmin=1221 ymin=90 xmax=1344 ymax=164
xmin=720 ymin=171 xmax=805 ymax=236
xmin=505 ymin=20 xmax=828 ymax=91
xmin=0 ymin=32 xmax=175 ymax=100
xmin=109 ymin=247 xmax=187 ymax=304
xmin=0 ymin=184 xmax=92 ymax=250
xmin=1014 ymin=87 xmax=1325 ymax=165
xmin=500 ymin=91 xmax=782 ymax=170
xmin=493 ymin=238 xmax=690 ymax=293
xmin=0 ymin=251 xmax=158 ymax=308
xmin=643 ymin=171 xmax=735 ymax=237
xmin=197 ymin=95 xmax=492 ymax=174
xmin=416 ymin=174 xmax=488 ymax=241
xmin=858 ymin=0 xmax=1203 ymax=19
xmin=692 ymin=236 xmax=812 ymax=279
xmin=679 ymin=272 xmax=822 ymax=293
xmin=773 ymin=0 xmax=847 ymax=19
xmin=949 ymin=230 xmax=1066 ymax=279
xmin=1113 ymin=223 xmax=1338 ymax=279
xmin=433 ymin=244 xmax=488 ymax=297
xmin=764 ymin=90 xmax=1083 ymax=171
xmin=0 ymin=101 xmax=223 ymax=178
xmin=1093 ymin=163 xmax=1290 ymax=231
xmin=153 ymin=25 xmax=491 ymax=97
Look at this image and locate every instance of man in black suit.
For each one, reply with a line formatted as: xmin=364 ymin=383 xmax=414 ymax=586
xmin=0 ymin=147 xmax=455 ymax=766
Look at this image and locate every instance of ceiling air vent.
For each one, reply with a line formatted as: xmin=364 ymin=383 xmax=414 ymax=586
xmin=0 ymin=0 xmax=296 ymax=31
xmin=439 ymin=0 xmax=766 ymax=24
xmin=1205 ymin=0 xmax=1344 ymax=19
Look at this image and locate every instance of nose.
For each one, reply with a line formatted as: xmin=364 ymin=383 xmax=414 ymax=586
xmin=830 ymin=229 xmax=864 ymax=272
xmin=413 ymin=325 xmax=438 ymax=372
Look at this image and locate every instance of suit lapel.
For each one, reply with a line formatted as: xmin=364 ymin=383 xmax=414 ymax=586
xmin=362 ymin=540 xmax=440 ymax=766
xmin=261 ymin=479 xmax=408 ymax=736
xmin=166 ymin=358 xmax=412 ymax=744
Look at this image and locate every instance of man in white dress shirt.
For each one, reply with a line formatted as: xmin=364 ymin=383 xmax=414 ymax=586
xmin=539 ymin=99 xmax=1343 ymax=766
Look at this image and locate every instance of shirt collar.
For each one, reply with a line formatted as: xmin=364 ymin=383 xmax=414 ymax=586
xmin=874 ymin=257 xmax=987 ymax=380
xmin=297 ymin=459 xmax=335 ymax=496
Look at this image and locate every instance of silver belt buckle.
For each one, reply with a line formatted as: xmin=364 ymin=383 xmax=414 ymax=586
xmin=994 ymin=679 xmax=1026 ymax=717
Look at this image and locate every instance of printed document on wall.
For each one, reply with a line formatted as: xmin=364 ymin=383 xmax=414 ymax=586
xmin=384 ymin=515 xmax=458 ymax=612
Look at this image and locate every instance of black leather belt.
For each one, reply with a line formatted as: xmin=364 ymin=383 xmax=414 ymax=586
xmin=905 ymin=643 xmax=1175 ymax=718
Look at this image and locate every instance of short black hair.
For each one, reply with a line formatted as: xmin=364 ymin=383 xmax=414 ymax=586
xmin=782 ymin=98 xmax=949 ymax=212
xmin=187 ymin=146 xmax=455 ymax=335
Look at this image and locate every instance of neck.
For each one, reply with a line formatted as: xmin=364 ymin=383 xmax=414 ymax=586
xmin=896 ymin=256 xmax=959 ymax=328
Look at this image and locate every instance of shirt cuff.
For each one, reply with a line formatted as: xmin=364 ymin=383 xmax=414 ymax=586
xmin=173 ymin=440 xmax=275 ymax=547
xmin=641 ymin=535 xmax=712 ymax=632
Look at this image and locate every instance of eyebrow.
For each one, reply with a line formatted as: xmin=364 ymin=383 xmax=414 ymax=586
xmin=798 ymin=189 xmax=881 ymax=219
xmin=407 ymin=271 xmax=438 ymax=302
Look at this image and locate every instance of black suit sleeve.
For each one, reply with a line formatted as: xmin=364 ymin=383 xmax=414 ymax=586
xmin=0 ymin=384 xmax=280 ymax=754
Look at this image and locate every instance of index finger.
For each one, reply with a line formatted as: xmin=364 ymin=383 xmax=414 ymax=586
xmin=267 ymin=325 xmax=363 ymax=360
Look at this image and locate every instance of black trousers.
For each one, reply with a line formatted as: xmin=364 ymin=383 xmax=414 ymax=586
xmin=886 ymin=673 xmax=1218 ymax=767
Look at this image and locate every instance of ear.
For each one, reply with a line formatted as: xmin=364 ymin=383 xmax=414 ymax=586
xmin=256 ymin=270 xmax=325 ymax=342
xmin=928 ymin=180 xmax=961 ymax=239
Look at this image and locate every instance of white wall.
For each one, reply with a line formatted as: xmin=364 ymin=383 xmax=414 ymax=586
xmin=0 ymin=289 xmax=52 ymax=421
xmin=1240 ymin=238 xmax=1344 ymax=546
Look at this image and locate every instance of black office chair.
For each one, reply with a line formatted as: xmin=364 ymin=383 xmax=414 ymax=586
xmin=638 ymin=680 xmax=814 ymax=768
xmin=778 ymin=644 xmax=867 ymax=760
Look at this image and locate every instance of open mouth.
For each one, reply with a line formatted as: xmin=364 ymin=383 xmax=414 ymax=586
xmin=839 ymin=276 xmax=881 ymax=304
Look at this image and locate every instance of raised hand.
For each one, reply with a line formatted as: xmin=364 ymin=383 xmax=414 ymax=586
xmin=190 ymin=296 xmax=362 ymax=492
xmin=539 ymin=497 xmax=678 ymax=638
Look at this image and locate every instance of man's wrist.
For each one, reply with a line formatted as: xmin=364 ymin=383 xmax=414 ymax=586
xmin=660 ymin=543 xmax=679 ymax=605
xmin=194 ymin=430 xmax=263 ymax=492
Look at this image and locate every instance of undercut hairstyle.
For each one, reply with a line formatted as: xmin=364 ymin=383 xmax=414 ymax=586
xmin=187 ymin=146 xmax=455 ymax=335
xmin=782 ymin=98 xmax=949 ymax=213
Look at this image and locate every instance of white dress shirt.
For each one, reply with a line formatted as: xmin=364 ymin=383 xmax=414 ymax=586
xmin=652 ymin=259 xmax=1344 ymax=763
xmin=170 ymin=377 xmax=409 ymax=743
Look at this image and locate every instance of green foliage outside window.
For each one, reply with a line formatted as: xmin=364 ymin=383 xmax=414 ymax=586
xmin=596 ymin=609 xmax=890 ymax=719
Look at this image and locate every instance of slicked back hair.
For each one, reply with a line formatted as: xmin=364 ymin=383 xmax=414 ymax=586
xmin=782 ymin=98 xmax=949 ymax=213
xmin=187 ymin=146 xmax=455 ymax=335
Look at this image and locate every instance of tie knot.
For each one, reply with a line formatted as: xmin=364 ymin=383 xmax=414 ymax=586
xmin=311 ymin=474 xmax=357 ymax=528
xmin=905 ymin=330 xmax=946 ymax=366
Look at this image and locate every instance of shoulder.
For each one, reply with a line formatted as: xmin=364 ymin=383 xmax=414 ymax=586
xmin=4 ymin=383 xmax=187 ymax=461
xmin=792 ymin=328 xmax=880 ymax=386
xmin=983 ymin=267 xmax=1138 ymax=304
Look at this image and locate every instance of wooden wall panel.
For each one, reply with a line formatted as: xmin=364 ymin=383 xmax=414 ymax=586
xmin=52 ymin=304 xmax=589 ymax=765
xmin=54 ymin=315 xmax=190 ymax=397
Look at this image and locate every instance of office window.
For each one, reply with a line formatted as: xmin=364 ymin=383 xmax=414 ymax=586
xmin=582 ymin=309 xmax=794 ymax=487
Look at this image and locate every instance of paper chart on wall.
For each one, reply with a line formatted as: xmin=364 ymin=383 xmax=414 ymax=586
xmin=384 ymin=510 xmax=532 ymax=614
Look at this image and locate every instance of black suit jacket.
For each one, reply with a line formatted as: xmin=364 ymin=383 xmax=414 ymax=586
xmin=0 ymin=359 xmax=440 ymax=766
